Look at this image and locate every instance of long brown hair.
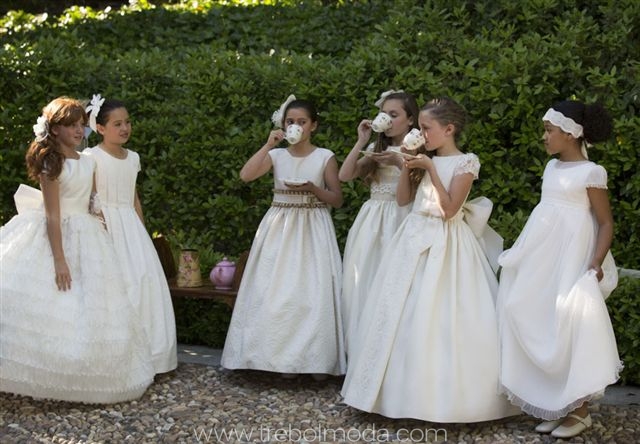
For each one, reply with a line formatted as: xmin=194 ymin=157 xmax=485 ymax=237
xmin=26 ymin=97 xmax=87 ymax=181
xmin=361 ymin=91 xmax=421 ymax=185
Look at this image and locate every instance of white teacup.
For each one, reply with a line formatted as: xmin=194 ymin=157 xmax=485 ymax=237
xmin=285 ymin=124 xmax=303 ymax=144
xmin=371 ymin=112 xmax=393 ymax=133
xmin=402 ymin=128 xmax=426 ymax=153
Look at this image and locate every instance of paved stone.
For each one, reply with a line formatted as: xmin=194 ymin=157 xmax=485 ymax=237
xmin=0 ymin=345 xmax=637 ymax=443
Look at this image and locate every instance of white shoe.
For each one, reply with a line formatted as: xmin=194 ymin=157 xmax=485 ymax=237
xmin=551 ymin=414 xmax=592 ymax=438
xmin=534 ymin=419 xmax=563 ymax=433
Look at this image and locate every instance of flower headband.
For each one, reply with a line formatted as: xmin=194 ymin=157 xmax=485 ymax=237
xmin=271 ymin=94 xmax=296 ymax=128
xmin=542 ymin=107 xmax=592 ymax=158
xmin=374 ymin=89 xmax=405 ymax=108
xmin=86 ymin=93 xmax=105 ymax=132
xmin=33 ymin=115 xmax=49 ymax=142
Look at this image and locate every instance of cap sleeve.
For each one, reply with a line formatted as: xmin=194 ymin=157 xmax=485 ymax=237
xmin=453 ymin=153 xmax=480 ymax=179
xmin=586 ymin=164 xmax=608 ymax=189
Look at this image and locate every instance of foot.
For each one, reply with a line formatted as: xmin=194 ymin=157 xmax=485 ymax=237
xmin=534 ymin=418 xmax=563 ymax=433
xmin=551 ymin=413 xmax=592 ymax=438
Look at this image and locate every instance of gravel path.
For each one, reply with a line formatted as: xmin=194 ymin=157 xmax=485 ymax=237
xmin=1 ymin=363 xmax=639 ymax=443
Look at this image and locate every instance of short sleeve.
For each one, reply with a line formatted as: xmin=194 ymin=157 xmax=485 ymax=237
xmin=132 ymin=151 xmax=141 ymax=173
xmin=453 ymin=153 xmax=480 ymax=179
xmin=586 ymin=164 xmax=608 ymax=189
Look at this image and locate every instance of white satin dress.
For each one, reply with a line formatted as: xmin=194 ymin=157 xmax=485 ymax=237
xmin=85 ymin=146 xmax=178 ymax=374
xmin=341 ymin=145 xmax=410 ymax=359
xmin=497 ymin=159 xmax=621 ymax=420
xmin=341 ymin=154 xmax=518 ymax=422
xmin=222 ymin=148 xmax=345 ymax=375
xmin=0 ymin=154 xmax=154 ymax=403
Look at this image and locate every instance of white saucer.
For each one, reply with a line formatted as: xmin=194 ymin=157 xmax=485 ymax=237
xmin=283 ymin=178 xmax=307 ymax=187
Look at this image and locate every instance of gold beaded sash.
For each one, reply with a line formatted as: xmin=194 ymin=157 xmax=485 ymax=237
xmin=272 ymin=189 xmax=327 ymax=208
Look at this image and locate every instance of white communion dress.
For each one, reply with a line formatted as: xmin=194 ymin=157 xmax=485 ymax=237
xmin=221 ymin=147 xmax=345 ymax=375
xmin=85 ymin=146 xmax=177 ymax=374
xmin=497 ymin=158 xmax=621 ymax=420
xmin=341 ymin=153 xmax=519 ymax=422
xmin=0 ymin=154 xmax=154 ymax=403
xmin=341 ymin=144 xmax=410 ymax=359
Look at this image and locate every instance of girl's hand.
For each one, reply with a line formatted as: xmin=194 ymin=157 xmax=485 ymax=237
xmin=266 ymin=129 xmax=285 ymax=148
xmin=54 ymin=258 xmax=72 ymax=291
xmin=403 ymin=153 xmax=432 ymax=170
xmin=371 ymin=151 xmax=403 ymax=168
xmin=357 ymin=119 xmax=373 ymax=144
xmin=590 ymin=263 xmax=604 ymax=281
xmin=286 ymin=181 xmax=315 ymax=192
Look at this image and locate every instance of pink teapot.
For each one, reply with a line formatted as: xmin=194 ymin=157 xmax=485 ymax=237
xmin=210 ymin=257 xmax=236 ymax=290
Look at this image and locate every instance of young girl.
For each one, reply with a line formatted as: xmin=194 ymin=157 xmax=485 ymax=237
xmin=338 ymin=90 xmax=419 ymax=359
xmin=341 ymin=97 xmax=518 ymax=422
xmin=84 ymin=95 xmax=178 ymax=375
xmin=221 ymin=97 xmax=345 ymax=379
xmin=0 ymin=97 xmax=154 ymax=403
xmin=497 ymin=100 xmax=621 ymax=438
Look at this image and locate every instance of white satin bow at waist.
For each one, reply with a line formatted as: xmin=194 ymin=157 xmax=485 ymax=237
xmin=13 ymin=184 xmax=44 ymax=214
xmin=461 ymin=196 xmax=503 ymax=272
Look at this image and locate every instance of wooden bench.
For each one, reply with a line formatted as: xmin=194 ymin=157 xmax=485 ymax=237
xmin=166 ymin=250 xmax=249 ymax=310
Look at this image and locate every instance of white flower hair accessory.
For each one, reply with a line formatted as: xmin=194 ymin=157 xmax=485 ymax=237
xmin=86 ymin=93 xmax=105 ymax=132
xmin=375 ymin=89 xmax=405 ymax=108
xmin=271 ymin=94 xmax=297 ymax=128
xmin=33 ymin=115 xmax=49 ymax=142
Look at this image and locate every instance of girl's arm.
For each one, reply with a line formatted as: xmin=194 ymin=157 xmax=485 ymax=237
xmin=295 ymin=156 xmax=344 ymax=208
xmin=134 ymin=189 xmax=145 ymax=226
xmin=239 ymin=129 xmax=283 ymax=182
xmin=41 ymin=174 xmax=71 ymax=291
xmin=404 ymin=155 xmax=474 ymax=219
xmin=338 ymin=120 xmax=373 ymax=182
xmin=587 ymin=187 xmax=614 ymax=280
xmin=396 ymin=163 xmax=414 ymax=206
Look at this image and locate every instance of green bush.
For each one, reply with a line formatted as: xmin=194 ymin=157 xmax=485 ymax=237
xmin=1 ymin=0 xmax=639 ymax=363
xmin=607 ymin=276 xmax=640 ymax=386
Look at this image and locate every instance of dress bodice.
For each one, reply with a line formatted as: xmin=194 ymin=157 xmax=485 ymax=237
xmin=412 ymin=154 xmax=480 ymax=216
xmin=269 ymin=148 xmax=334 ymax=189
xmin=57 ymin=154 xmax=95 ymax=216
xmin=367 ymin=145 xmax=403 ymax=198
xmin=540 ymin=159 xmax=607 ymax=209
xmin=84 ymin=146 xmax=140 ymax=207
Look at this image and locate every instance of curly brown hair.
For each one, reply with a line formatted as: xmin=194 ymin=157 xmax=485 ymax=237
xmin=26 ymin=97 xmax=88 ymax=181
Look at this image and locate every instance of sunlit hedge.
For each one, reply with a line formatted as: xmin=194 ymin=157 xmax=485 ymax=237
xmin=1 ymin=0 xmax=639 ymax=375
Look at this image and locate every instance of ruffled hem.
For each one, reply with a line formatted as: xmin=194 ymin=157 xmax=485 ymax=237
xmin=499 ymin=361 xmax=623 ymax=420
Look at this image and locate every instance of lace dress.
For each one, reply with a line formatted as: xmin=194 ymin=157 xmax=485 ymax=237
xmin=497 ymin=159 xmax=621 ymax=420
xmin=341 ymin=153 xmax=519 ymax=422
xmin=341 ymin=144 xmax=410 ymax=359
xmin=221 ymin=148 xmax=345 ymax=375
xmin=85 ymin=146 xmax=178 ymax=374
xmin=0 ymin=154 xmax=154 ymax=403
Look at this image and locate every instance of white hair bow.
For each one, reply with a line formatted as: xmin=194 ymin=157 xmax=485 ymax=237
xmin=271 ymin=94 xmax=297 ymax=128
xmin=86 ymin=94 xmax=105 ymax=132
xmin=374 ymin=89 xmax=405 ymax=108
xmin=32 ymin=115 xmax=49 ymax=142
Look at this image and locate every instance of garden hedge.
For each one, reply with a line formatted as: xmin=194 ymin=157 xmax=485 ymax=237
xmin=1 ymin=0 xmax=638 ymax=382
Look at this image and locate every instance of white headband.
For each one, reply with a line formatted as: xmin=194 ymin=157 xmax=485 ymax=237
xmin=375 ymin=89 xmax=404 ymax=108
xmin=86 ymin=93 xmax=105 ymax=132
xmin=271 ymin=94 xmax=296 ymax=128
xmin=542 ymin=108 xmax=584 ymax=139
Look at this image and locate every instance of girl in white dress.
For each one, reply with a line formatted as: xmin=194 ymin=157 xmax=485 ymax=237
xmin=0 ymin=97 xmax=154 ymax=403
xmin=84 ymin=95 xmax=178 ymax=374
xmin=221 ymin=97 xmax=345 ymax=379
xmin=341 ymin=97 xmax=518 ymax=422
xmin=338 ymin=90 xmax=419 ymax=359
xmin=497 ymin=100 xmax=621 ymax=438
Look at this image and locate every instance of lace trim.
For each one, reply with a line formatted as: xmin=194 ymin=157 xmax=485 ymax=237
xmin=370 ymin=183 xmax=396 ymax=195
xmin=453 ymin=154 xmax=480 ymax=178
xmin=271 ymin=201 xmax=327 ymax=208
xmin=585 ymin=183 xmax=608 ymax=189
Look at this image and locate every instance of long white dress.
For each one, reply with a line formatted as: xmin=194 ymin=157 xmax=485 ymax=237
xmin=84 ymin=146 xmax=178 ymax=374
xmin=497 ymin=158 xmax=621 ymax=420
xmin=0 ymin=154 xmax=154 ymax=403
xmin=221 ymin=147 xmax=345 ymax=375
xmin=341 ymin=144 xmax=410 ymax=358
xmin=341 ymin=153 xmax=519 ymax=422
